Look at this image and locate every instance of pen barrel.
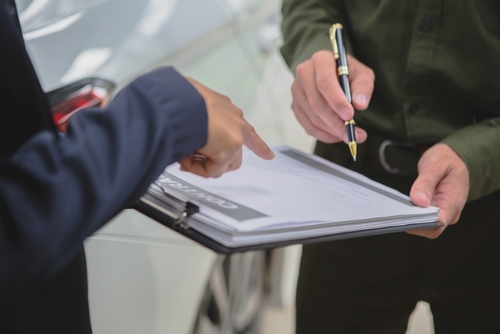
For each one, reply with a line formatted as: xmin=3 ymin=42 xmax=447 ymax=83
xmin=335 ymin=27 xmax=351 ymax=102
xmin=346 ymin=121 xmax=356 ymax=142
xmin=338 ymin=74 xmax=352 ymax=103
xmin=332 ymin=24 xmax=356 ymax=152
xmin=335 ymin=27 xmax=349 ymax=66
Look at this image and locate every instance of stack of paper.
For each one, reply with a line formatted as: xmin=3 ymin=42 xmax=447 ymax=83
xmin=140 ymin=146 xmax=439 ymax=250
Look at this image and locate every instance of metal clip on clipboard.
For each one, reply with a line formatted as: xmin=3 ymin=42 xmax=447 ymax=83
xmin=153 ymin=181 xmax=199 ymax=230
xmin=173 ymin=201 xmax=199 ymax=229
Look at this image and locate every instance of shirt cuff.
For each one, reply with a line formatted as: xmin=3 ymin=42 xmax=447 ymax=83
xmin=441 ymin=119 xmax=500 ymax=201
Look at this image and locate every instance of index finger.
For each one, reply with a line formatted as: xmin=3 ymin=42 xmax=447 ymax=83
xmin=312 ymin=51 xmax=354 ymax=121
xmin=242 ymin=124 xmax=275 ymax=160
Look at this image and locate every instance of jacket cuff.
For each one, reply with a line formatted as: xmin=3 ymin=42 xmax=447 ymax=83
xmin=130 ymin=67 xmax=208 ymax=162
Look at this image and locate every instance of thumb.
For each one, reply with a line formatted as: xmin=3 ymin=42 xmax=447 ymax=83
xmin=348 ymin=55 xmax=375 ymax=110
xmin=410 ymin=162 xmax=446 ymax=208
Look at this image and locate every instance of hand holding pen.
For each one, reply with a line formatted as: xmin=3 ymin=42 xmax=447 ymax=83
xmin=289 ymin=25 xmax=374 ymax=153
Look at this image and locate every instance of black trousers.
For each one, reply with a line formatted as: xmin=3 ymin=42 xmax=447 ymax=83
xmin=0 ymin=248 xmax=93 ymax=334
xmin=296 ymin=138 xmax=500 ymax=334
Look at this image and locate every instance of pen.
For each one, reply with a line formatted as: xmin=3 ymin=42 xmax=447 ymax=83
xmin=329 ymin=23 xmax=357 ymax=161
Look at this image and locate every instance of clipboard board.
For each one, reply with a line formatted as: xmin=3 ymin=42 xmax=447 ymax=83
xmin=135 ymin=146 xmax=442 ymax=254
xmin=135 ymin=193 xmax=441 ymax=255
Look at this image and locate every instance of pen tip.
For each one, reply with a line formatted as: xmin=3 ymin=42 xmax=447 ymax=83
xmin=348 ymin=142 xmax=357 ymax=161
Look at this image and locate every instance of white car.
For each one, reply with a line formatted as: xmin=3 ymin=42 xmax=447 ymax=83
xmin=17 ymin=0 xmax=310 ymax=333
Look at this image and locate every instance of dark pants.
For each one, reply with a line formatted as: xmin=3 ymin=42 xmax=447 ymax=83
xmin=296 ymin=137 xmax=500 ymax=334
xmin=0 ymin=248 xmax=93 ymax=334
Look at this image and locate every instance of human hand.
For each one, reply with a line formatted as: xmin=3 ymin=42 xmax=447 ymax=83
xmin=291 ymin=51 xmax=374 ymax=143
xmin=408 ymin=143 xmax=469 ymax=238
xmin=179 ymin=78 xmax=275 ymax=178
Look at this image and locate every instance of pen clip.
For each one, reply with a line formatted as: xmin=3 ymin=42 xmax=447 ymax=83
xmin=329 ymin=23 xmax=343 ymax=60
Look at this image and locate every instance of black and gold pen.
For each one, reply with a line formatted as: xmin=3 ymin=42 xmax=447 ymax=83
xmin=329 ymin=23 xmax=357 ymax=161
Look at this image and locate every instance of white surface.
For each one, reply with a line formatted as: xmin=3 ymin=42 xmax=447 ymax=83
xmin=85 ymin=219 xmax=216 ymax=333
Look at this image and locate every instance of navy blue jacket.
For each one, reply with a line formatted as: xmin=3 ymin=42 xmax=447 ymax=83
xmin=0 ymin=0 xmax=207 ymax=318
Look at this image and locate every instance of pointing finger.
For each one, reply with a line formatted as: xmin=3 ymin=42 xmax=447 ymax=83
xmin=242 ymin=124 xmax=275 ymax=160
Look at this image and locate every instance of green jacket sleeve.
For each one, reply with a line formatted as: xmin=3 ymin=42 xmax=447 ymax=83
xmin=280 ymin=0 xmax=351 ymax=73
xmin=441 ymin=118 xmax=500 ymax=202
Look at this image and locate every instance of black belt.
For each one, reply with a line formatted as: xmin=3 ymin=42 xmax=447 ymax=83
xmin=365 ymin=133 xmax=433 ymax=176
xmin=314 ymin=134 xmax=434 ymax=177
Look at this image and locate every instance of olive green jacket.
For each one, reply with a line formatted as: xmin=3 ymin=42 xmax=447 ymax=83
xmin=281 ymin=0 xmax=500 ymax=201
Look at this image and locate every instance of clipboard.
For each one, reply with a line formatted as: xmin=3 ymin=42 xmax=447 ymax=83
xmin=135 ymin=192 xmax=441 ymax=254
xmin=134 ymin=146 xmax=442 ymax=254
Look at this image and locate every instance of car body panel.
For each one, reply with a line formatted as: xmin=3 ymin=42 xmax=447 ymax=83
xmin=85 ymin=212 xmax=215 ymax=334
xmin=21 ymin=0 xmax=233 ymax=91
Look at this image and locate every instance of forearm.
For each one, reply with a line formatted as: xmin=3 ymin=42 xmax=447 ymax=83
xmin=281 ymin=0 xmax=348 ymax=72
xmin=0 ymin=67 xmax=207 ymax=303
xmin=441 ymin=117 xmax=500 ymax=201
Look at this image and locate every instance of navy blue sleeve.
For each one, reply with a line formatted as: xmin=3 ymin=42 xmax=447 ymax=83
xmin=0 ymin=66 xmax=208 ymax=303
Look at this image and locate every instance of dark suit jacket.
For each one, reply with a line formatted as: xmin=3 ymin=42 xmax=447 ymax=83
xmin=0 ymin=1 xmax=208 ymax=332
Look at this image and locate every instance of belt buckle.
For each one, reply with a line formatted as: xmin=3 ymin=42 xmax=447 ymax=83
xmin=378 ymin=140 xmax=416 ymax=175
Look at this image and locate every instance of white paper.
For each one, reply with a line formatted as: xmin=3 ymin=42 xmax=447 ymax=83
xmin=148 ymin=146 xmax=439 ymax=247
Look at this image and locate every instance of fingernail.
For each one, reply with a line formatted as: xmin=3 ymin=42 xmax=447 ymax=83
xmin=354 ymin=93 xmax=367 ymax=107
